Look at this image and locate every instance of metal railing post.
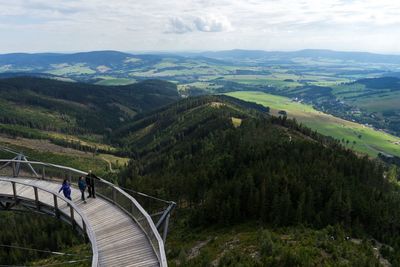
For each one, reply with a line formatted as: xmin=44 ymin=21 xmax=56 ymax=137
xmin=0 ymin=177 xmax=98 ymax=267
xmin=12 ymin=182 xmax=17 ymax=199
xmin=112 ymin=187 xmax=117 ymax=203
xmin=70 ymin=205 xmax=76 ymax=229
xmin=34 ymin=187 xmax=40 ymax=210
xmin=0 ymin=158 xmax=170 ymax=266
xmin=53 ymin=194 xmax=60 ymax=218
xmin=82 ymin=219 xmax=88 ymax=242
xmin=12 ymin=161 xmax=16 ymax=177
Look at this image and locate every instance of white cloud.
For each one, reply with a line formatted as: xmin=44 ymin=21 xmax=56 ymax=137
xmin=1 ymin=0 xmax=400 ymax=53
xmin=166 ymin=14 xmax=233 ymax=34
xmin=167 ymin=17 xmax=193 ymax=34
xmin=193 ymin=15 xmax=233 ymax=32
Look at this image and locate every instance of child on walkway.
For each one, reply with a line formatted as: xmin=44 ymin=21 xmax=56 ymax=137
xmin=58 ymin=179 xmax=72 ymax=200
xmin=78 ymin=176 xmax=87 ymax=203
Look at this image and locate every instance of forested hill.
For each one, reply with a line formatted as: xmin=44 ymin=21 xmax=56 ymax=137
xmin=355 ymin=76 xmax=400 ymax=90
xmin=114 ymin=95 xmax=400 ymax=265
xmin=0 ymin=51 xmax=133 ymax=68
xmin=111 ymin=95 xmax=270 ymax=153
xmin=0 ymin=77 xmax=180 ymax=135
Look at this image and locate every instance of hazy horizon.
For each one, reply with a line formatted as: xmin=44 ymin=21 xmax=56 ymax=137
xmin=1 ymin=1 xmax=400 ymax=54
xmin=1 ymin=48 xmax=400 ymax=56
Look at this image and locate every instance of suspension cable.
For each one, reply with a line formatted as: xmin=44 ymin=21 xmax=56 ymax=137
xmin=0 ymin=259 xmax=89 ymax=267
xmin=118 ymin=186 xmax=173 ymax=204
xmin=0 ymin=244 xmax=91 ymax=258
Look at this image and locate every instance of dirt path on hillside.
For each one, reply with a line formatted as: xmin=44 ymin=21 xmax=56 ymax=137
xmin=0 ymin=135 xmax=87 ymax=156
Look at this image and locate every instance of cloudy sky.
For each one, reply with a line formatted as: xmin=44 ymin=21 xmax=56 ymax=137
xmin=1 ymin=0 xmax=400 ymax=53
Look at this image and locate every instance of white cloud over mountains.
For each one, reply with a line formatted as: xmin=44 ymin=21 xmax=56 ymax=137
xmin=193 ymin=15 xmax=233 ymax=32
xmin=167 ymin=15 xmax=233 ymax=33
xmin=1 ymin=0 xmax=400 ymax=53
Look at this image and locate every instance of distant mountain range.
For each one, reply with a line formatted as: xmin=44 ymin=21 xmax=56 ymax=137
xmin=0 ymin=51 xmax=169 ymax=72
xmin=1 ymin=49 xmax=400 ymax=85
xmin=2 ymin=49 xmax=400 ymax=69
xmin=181 ymin=49 xmax=400 ymax=64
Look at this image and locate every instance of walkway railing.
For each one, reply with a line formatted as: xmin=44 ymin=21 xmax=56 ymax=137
xmin=0 ymin=177 xmax=99 ymax=267
xmin=0 ymin=158 xmax=171 ymax=267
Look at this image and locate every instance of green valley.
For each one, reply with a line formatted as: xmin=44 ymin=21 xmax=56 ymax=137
xmin=4 ymin=0 xmax=400 ymax=265
xmin=0 ymin=77 xmax=179 ymax=174
xmin=226 ymin=91 xmax=400 ymax=158
xmin=1 ymin=51 xmax=400 ymax=267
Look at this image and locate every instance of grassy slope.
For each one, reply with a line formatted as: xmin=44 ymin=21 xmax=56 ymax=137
xmin=226 ymin=91 xmax=400 ymax=157
xmin=95 ymin=78 xmax=136 ymax=86
xmin=0 ymin=136 xmax=128 ymax=175
xmin=333 ymin=83 xmax=400 ymax=113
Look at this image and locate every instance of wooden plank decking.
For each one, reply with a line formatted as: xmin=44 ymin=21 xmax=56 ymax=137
xmin=0 ymin=177 xmax=159 ymax=267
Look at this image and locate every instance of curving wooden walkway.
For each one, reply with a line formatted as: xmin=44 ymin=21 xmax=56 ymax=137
xmin=0 ymin=177 xmax=159 ymax=267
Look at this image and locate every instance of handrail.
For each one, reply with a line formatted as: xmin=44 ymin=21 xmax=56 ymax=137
xmin=0 ymin=159 xmax=168 ymax=266
xmin=0 ymin=177 xmax=99 ymax=267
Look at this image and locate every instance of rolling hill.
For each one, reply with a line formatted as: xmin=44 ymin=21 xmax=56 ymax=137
xmin=2 ymin=49 xmax=400 ymax=87
xmin=226 ymin=91 xmax=400 ymax=158
xmin=0 ymin=77 xmax=179 ymax=136
xmin=1 ymin=82 xmax=400 ymax=265
xmin=108 ymin=95 xmax=400 ymax=266
xmin=244 ymin=75 xmax=400 ymax=138
xmin=332 ymin=77 xmax=400 ymax=134
xmin=1 ymin=52 xmax=400 ymax=266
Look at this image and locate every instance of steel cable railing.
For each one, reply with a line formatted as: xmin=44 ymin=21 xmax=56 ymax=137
xmin=0 ymin=159 xmax=168 ymax=267
xmin=0 ymin=177 xmax=99 ymax=267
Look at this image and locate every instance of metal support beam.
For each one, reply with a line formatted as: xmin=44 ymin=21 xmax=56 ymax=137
xmin=156 ymin=202 xmax=176 ymax=229
xmin=154 ymin=202 xmax=176 ymax=244
xmin=22 ymin=156 xmax=39 ymax=177
xmin=15 ymin=154 xmax=23 ymax=177
xmin=0 ymin=198 xmax=20 ymax=211
xmin=0 ymin=147 xmax=38 ymax=177
xmin=12 ymin=161 xmax=16 ymax=177
xmin=0 ymin=155 xmax=18 ymax=170
xmin=162 ymin=213 xmax=170 ymax=244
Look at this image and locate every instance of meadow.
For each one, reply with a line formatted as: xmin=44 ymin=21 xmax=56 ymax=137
xmin=48 ymin=63 xmax=96 ymax=76
xmin=226 ymin=91 xmax=400 ymax=158
xmin=95 ymin=77 xmax=136 ymax=86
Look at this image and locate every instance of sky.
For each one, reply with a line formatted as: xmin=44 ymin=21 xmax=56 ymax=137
xmin=1 ymin=0 xmax=400 ymax=54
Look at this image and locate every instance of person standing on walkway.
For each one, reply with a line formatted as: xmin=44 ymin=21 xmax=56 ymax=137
xmin=78 ymin=176 xmax=87 ymax=203
xmin=58 ymin=179 xmax=72 ymax=200
xmin=85 ymin=170 xmax=99 ymax=198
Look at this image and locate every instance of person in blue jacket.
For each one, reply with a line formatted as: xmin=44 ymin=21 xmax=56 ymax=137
xmin=59 ymin=179 xmax=72 ymax=200
xmin=78 ymin=176 xmax=87 ymax=203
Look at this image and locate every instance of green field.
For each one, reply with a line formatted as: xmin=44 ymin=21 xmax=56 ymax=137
xmin=47 ymin=63 xmax=96 ymax=76
xmin=95 ymin=77 xmax=136 ymax=86
xmin=332 ymin=83 xmax=400 ymax=112
xmin=226 ymin=91 xmax=400 ymax=158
